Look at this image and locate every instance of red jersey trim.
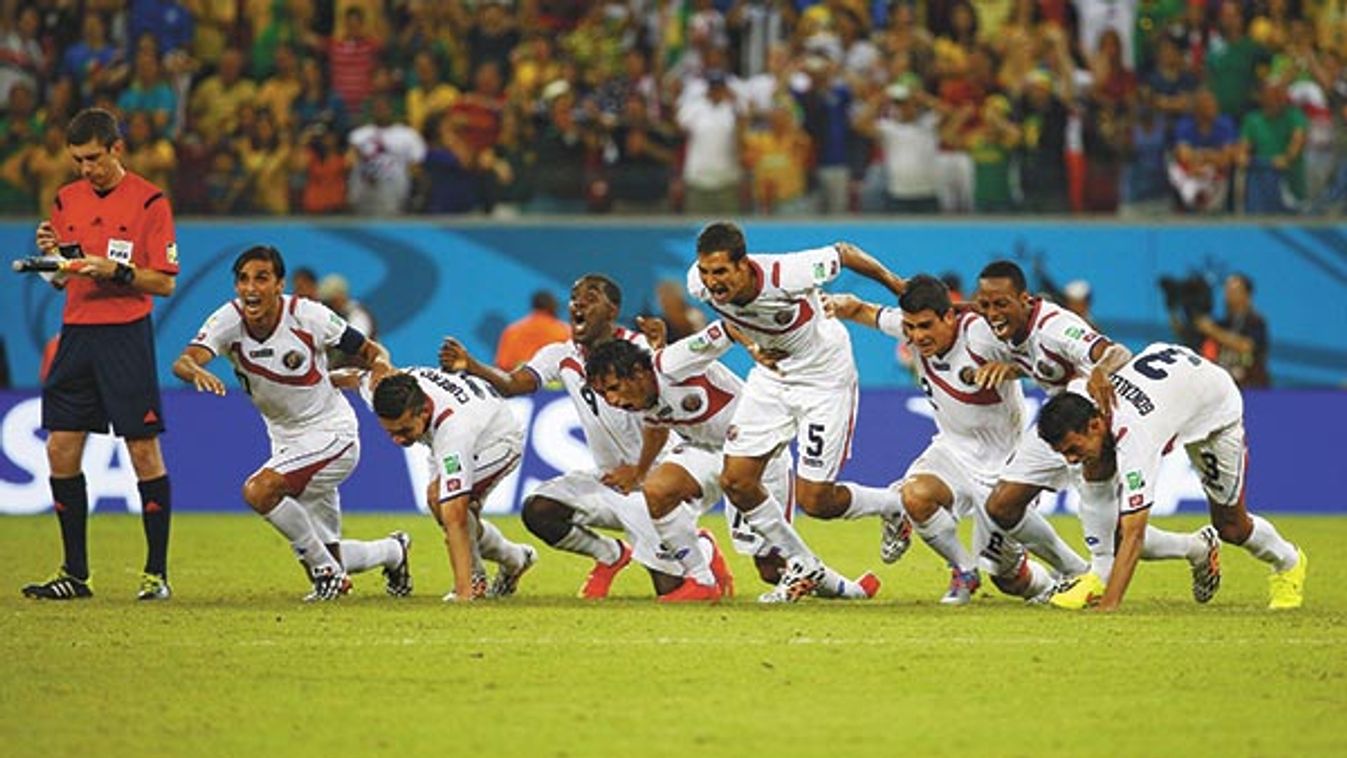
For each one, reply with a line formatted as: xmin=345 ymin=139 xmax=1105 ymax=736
xmin=708 ymin=297 xmax=815 ymax=336
xmin=921 ymin=356 xmax=1002 ymax=405
xmin=228 ymin=328 xmax=323 ymax=386
xmin=663 ymin=374 xmax=735 ymax=427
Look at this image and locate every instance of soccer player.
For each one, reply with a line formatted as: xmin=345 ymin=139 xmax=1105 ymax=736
xmin=828 ymin=276 xmax=1061 ymax=604
xmin=173 ymin=245 xmax=412 ymax=601
xmin=584 ymin=328 xmax=881 ymax=603
xmin=688 ymin=221 xmax=912 ymax=601
xmin=371 ymin=370 xmax=538 ymax=602
xmin=439 ymin=274 xmax=694 ymax=598
xmin=22 ymin=108 xmax=178 ymax=601
xmin=973 ymin=260 xmax=1219 ymax=605
xmin=1038 ymin=343 xmax=1307 ymax=610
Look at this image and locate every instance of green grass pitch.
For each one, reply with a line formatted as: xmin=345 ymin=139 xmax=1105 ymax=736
xmin=2 ymin=513 xmax=1343 ymax=757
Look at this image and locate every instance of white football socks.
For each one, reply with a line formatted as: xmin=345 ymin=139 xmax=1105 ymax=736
xmin=813 ymin=567 xmax=873 ymax=599
xmin=652 ymin=506 xmax=714 ymax=586
xmin=476 ymin=517 xmax=527 ymax=569
xmin=914 ymin=508 xmax=977 ymax=573
xmin=339 ymin=537 xmax=401 ymax=573
xmin=1139 ymin=525 xmax=1199 ymax=562
xmin=1241 ymin=515 xmax=1299 ymax=572
xmin=742 ymin=493 xmax=814 ymax=560
xmin=1077 ymin=478 xmax=1118 ymax=580
xmin=1006 ymin=508 xmax=1089 ymax=577
xmin=265 ymin=498 xmax=340 ymax=573
xmin=840 ymin=482 xmax=904 ymax=519
xmin=556 ymin=525 xmax=623 ymax=565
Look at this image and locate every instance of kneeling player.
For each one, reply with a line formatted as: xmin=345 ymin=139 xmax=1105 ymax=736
xmin=372 ymin=370 xmax=537 ymax=602
xmin=585 ymin=326 xmax=880 ymax=603
xmin=174 ymin=245 xmax=411 ymax=601
xmin=1038 ymin=343 xmax=1307 ymax=611
xmin=829 ymin=277 xmax=1059 ymax=603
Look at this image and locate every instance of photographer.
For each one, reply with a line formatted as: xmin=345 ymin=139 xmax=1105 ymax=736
xmin=1160 ymin=272 xmax=1215 ymax=351
xmin=1197 ymin=274 xmax=1271 ymax=388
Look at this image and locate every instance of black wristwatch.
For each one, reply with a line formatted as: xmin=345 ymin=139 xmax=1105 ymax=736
xmin=113 ymin=262 xmax=135 ymax=285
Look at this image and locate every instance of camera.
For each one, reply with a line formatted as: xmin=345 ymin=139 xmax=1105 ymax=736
xmin=1158 ymin=273 xmax=1213 ymax=320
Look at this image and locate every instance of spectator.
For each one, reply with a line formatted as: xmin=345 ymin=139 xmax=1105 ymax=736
xmin=121 ymin=111 xmax=177 ymax=196
xmin=0 ymin=80 xmax=41 ymax=212
xmin=117 ymin=44 xmax=178 ymax=137
xmin=494 ymin=290 xmax=570 ymax=369
xmin=423 ymin=110 xmax=487 ymax=215
xmin=327 ymin=6 xmax=382 ymax=119
xmin=1169 ymin=88 xmax=1238 ymax=212
xmin=1195 ymin=273 xmax=1271 ymax=388
xmin=204 ymin=145 xmax=248 ymax=213
xmin=1239 ymin=80 xmax=1307 ymax=214
xmin=1143 ymin=32 xmax=1198 ymax=128
xmin=677 ymin=70 xmax=744 ymax=214
xmin=1015 ymin=69 xmax=1072 ymax=212
xmin=188 ymin=47 xmax=257 ymax=145
xmin=318 ymin=273 xmax=377 ymax=339
xmin=406 ymin=51 xmax=460 ymax=134
xmin=791 ymin=55 xmax=853 ymax=214
xmin=965 ymin=93 xmax=1022 ymax=213
xmin=604 ymin=94 xmax=677 ymax=214
xmin=1206 ymin=1 xmax=1268 ymax=121
xmin=0 ymin=5 xmax=47 ymax=106
xmin=465 ymin=0 xmax=521 ymax=81
xmin=293 ymin=55 xmax=349 ymax=136
xmin=1081 ymin=99 xmax=1130 ymax=213
xmin=653 ymin=279 xmax=708 ymax=343
xmin=292 ymin=266 xmax=319 ymax=300
xmin=60 ymin=14 xmax=122 ymax=101
xmin=857 ymin=82 xmax=942 ymax=213
xmin=449 ymin=62 xmax=507 ymax=156
xmin=182 ymin=0 xmax=236 ymax=70
xmin=238 ymin=108 xmax=293 ymax=214
xmin=743 ymin=99 xmax=813 ymax=215
xmin=524 ymin=83 xmax=597 ymax=214
xmin=1073 ymin=0 xmax=1138 ymax=69
xmin=21 ymin=121 xmax=76 ymax=214
xmin=347 ymin=95 xmax=427 ymax=215
xmin=255 ymin=46 xmax=303 ymax=133
xmin=129 ymin=0 xmax=194 ymax=58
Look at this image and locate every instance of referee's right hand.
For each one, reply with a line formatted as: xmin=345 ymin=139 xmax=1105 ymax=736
xmin=35 ymin=221 xmax=58 ymax=254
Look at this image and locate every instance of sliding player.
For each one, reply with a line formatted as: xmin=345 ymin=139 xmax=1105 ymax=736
xmin=440 ymin=274 xmax=720 ymax=599
xmin=584 ymin=328 xmax=880 ymax=603
xmin=973 ymin=260 xmax=1219 ymax=606
xmin=371 ymin=370 xmax=538 ymax=602
xmin=173 ymin=245 xmax=411 ymax=601
xmin=829 ymin=276 xmax=1059 ymax=604
xmin=1038 ymin=343 xmax=1307 ymax=610
xmin=688 ymin=222 xmax=911 ymax=601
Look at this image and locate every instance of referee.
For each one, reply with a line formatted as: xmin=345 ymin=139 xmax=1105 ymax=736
xmin=22 ymin=108 xmax=179 ymax=601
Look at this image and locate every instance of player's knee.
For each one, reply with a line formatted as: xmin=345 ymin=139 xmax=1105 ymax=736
xmin=985 ymin=487 xmax=1025 ymax=530
xmin=796 ymin=483 xmax=846 ymax=519
xmin=241 ymin=474 xmax=284 ymax=514
xmin=521 ymin=496 xmax=571 ymax=545
xmin=900 ymin=480 xmax=941 ymax=522
xmin=641 ymin=480 xmax=683 ymax=518
xmin=718 ymin=470 xmax=756 ymax=506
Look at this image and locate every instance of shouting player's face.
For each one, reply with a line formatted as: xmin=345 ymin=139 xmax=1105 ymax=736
xmin=1049 ymin=415 xmax=1109 ymax=465
xmin=569 ymin=281 xmax=618 ymax=347
xmin=378 ymin=405 xmax=430 ymax=447
xmin=68 ymin=139 xmax=125 ymax=191
xmin=589 ymin=368 xmax=656 ymax=412
xmin=900 ymin=308 xmax=958 ymax=357
xmin=696 ymin=250 xmax=754 ymax=305
xmin=234 ymin=259 xmax=285 ymax=334
xmin=974 ymin=276 xmax=1033 ymax=342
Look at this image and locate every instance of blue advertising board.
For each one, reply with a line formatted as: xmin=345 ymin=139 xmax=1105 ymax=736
xmin=2 ymin=220 xmax=1345 ymax=390
xmin=1 ymin=388 xmax=1341 ymax=516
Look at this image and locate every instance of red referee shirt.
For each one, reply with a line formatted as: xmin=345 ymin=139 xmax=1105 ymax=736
xmin=50 ymin=171 xmax=179 ymax=325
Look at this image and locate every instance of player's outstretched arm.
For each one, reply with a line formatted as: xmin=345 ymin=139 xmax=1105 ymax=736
xmin=439 ymin=336 xmax=540 ymax=397
xmin=172 ymin=345 xmax=226 ymax=396
xmin=436 ymin=492 xmax=478 ymax=602
xmin=1096 ymin=509 xmax=1149 ymax=612
xmin=1086 ymin=341 xmax=1133 ymax=418
xmin=835 ymin=242 xmax=906 ymax=297
xmin=824 ymin=292 xmax=882 ymax=327
xmin=354 ymin=336 xmax=395 ymax=388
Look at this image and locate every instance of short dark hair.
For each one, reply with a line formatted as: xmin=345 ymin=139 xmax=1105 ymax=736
xmin=696 ymin=221 xmax=747 ymax=262
xmin=232 ymin=244 xmax=286 ymax=279
xmin=1037 ymin=392 xmax=1098 ymax=447
xmin=1230 ymin=272 xmax=1254 ymax=295
xmin=372 ymin=373 xmax=426 ymax=419
xmin=531 ymin=290 xmax=558 ymax=313
xmin=67 ymin=108 xmax=121 ymax=148
xmin=899 ymin=274 xmax=952 ymax=316
xmin=575 ymin=273 xmax=622 ymax=309
xmin=293 ymin=266 xmax=318 ymax=282
xmin=978 ymin=260 xmax=1028 ymax=293
xmin=584 ymin=339 xmax=652 ymax=383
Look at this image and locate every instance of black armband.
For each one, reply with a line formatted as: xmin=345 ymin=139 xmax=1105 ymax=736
xmin=113 ymin=263 xmax=135 ymax=285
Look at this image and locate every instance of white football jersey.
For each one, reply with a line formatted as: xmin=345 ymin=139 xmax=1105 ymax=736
xmin=404 ymin=366 xmax=522 ymax=497
xmin=877 ymin=308 xmax=1026 ymax=474
xmin=988 ymin=299 xmax=1103 ymax=396
xmin=526 ymin=329 xmax=649 ymax=472
xmin=192 ymin=295 xmax=356 ymax=439
xmin=687 ymin=246 xmax=855 ymax=384
xmin=1107 ymin=343 xmax=1243 ymax=514
xmin=644 ymin=321 xmax=743 ymax=450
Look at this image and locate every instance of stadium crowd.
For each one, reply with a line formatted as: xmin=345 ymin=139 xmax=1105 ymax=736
xmin=1 ymin=0 xmax=1345 ymax=217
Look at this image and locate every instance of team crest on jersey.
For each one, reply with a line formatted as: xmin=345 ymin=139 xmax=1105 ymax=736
xmin=166 ymin=242 xmax=178 ymax=266
xmin=282 ymin=350 xmax=305 ymax=370
xmin=774 ymin=310 xmax=793 ymax=325
xmin=958 ymin=366 xmax=976 ymax=385
xmin=681 ymin=395 xmax=703 ymax=412
xmin=1128 ymin=494 xmax=1145 ymax=508
xmin=444 ymin=478 xmax=462 ymax=493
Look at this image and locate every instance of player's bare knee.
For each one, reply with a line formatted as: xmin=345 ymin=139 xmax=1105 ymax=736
xmin=241 ymin=473 xmax=285 ymax=514
xmin=796 ymin=482 xmax=846 ymax=519
xmin=900 ymin=480 xmax=941 ymax=522
xmin=642 ymin=481 xmax=682 ymax=519
xmin=985 ymin=486 xmax=1027 ymax=530
xmin=522 ymin=496 xmax=572 ymax=544
xmin=718 ymin=470 xmax=758 ymax=507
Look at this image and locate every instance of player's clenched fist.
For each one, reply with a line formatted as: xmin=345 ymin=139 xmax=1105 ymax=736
xmin=439 ymin=337 xmax=469 ymax=371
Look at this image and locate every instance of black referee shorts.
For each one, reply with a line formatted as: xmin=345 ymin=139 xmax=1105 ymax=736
xmin=42 ymin=316 xmax=166 ymax=438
